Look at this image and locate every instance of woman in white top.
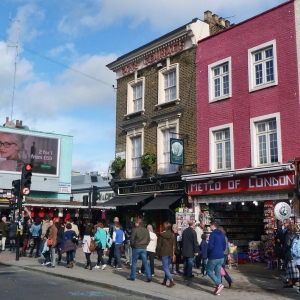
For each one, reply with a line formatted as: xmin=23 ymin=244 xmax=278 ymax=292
xmin=140 ymin=224 xmax=157 ymax=276
xmin=82 ymin=225 xmax=94 ymax=270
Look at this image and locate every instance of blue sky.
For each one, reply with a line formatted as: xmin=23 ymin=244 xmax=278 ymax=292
xmin=0 ymin=0 xmax=286 ymax=174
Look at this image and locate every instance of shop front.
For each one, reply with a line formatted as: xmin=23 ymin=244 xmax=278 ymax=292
xmin=183 ymin=165 xmax=298 ymax=264
xmin=108 ymin=175 xmax=186 ymax=233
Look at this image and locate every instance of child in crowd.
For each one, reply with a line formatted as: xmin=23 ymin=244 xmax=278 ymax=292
xmin=198 ymin=233 xmax=208 ymax=276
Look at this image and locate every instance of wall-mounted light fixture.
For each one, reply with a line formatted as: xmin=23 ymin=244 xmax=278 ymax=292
xmin=207 ymin=180 xmax=214 ymax=184
xmin=156 ymin=180 xmax=162 ymax=187
xmin=249 ymin=175 xmax=257 ymax=179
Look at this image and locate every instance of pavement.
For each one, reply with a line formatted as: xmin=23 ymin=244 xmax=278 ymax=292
xmin=0 ymin=247 xmax=299 ymax=300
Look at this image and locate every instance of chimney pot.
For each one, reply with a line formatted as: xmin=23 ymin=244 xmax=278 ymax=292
xmin=212 ymin=14 xmax=219 ymax=24
xmin=225 ymin=20 xmax=231 ymax=28
xmin=219 ymin=17 xmax=225 ymax=27
xmin=16 ymin=120 xmax=19 ymax=126
xmin=6 ymin=117 xmax=9 ymax=123
xmin=20 ymin=120 xmax=23 ymax=126
xmin=204 ymin=10 xmax=212 ymax=22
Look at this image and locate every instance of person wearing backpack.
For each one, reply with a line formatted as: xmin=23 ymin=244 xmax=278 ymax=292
xmin=82 ymin=225 xmax=94 ymax=270
xmin=94 ymin=222 xmax=107 ymax=270
xmin=283 ymin=223 xmax=299 ymax=288
xmin=292 ymin=234 xmax=300 ymax=294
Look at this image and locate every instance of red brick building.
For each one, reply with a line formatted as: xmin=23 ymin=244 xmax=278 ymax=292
xmin=183 ymin=1 xmax=300 ymax=255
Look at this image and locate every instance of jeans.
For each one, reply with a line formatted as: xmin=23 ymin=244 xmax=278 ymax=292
xmin=129 ymin=248 xmax=151 ymax=280
xmin=107 ymin=242 xmax=115 ymax=264
xmin=114 ymin=243 xmax=122 ymax=268
xmin=43 ymin=250 xmax=51 ymax=263
xmin=97 ymin=249 xmax=105 ymax=266
xmin=141 ymin=251 xmax=155 ymax=275
xmin=207 ymin=258 xmax=224 ymax=286
xmin=22 ymin=238 xmax=29 ymax=252
xmin=195 ymin=245 xmax=201 ymax=268
xmin=66 ymin=250 xmax=74 ymax=264
xmin=222 ymin=255 xmax=232 ymax=284
xmin=85 ymin=252 xmax=91 ymax=266
xmin=201 ymin=258 xmax=208 ymax=275
xmin=162 ymin=256 xmax=173 ymax=281
xmin=39 ymin=239 xmax=46 ymax=256
xmin=51 ymin=246 xmax=56 ymax=266
xmin=124 ymin=243 xmax=132 ymax=264
xmin=29 ymin=237 xmax=40 ymax=256
xmin=56 ymin=243 xmax=62 ymax=262
xmin=183 ymin=257 xmax=194 ymax=277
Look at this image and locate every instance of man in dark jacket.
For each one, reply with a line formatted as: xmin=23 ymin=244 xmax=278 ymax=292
xmin=127 ymin=218 xmax=151 ymax=282
xmin=181 ymin=221 xmax=198 ymax=278
xmin=207 ymin=221 xmax=226 ymax=295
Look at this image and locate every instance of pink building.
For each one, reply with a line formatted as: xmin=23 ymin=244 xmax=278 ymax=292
xmin=183 ymin=1 xmax=300 ymax=255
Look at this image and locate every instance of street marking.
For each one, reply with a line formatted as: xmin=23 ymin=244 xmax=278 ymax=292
xmin=69 ymin=291 xmax=116 ymax=297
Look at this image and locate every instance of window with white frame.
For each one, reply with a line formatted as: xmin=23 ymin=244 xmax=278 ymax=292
xmin=156 ymin=117 xmax=179 ymax=174
xmin=157 ymin=63 xmax=179 ymax=106
xmin=163 ymin=129 xmax=176 ymax=173
xmin=208 ymin=57 xmax=231 ymax=103
xmin=248 ymin=40 xmax=278 ymax=92
xmin=131 ymin=136 xmax=142 ymax=177
xmin=250 ymin=113 xmax=282 ymax=167
xmin=209 ymin=123 xmax=234 ymax=172
xmin=215 ymin=129 xmax=231 ymax=170
xmin=126 ymin=78 xmax=145 ymax=115
xmin=256 ymin=119 xmax=278 ymax=165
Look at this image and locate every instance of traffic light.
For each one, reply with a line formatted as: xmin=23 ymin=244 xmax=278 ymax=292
xmin=92 ymin=185 xmax=99 ymax=206
xmin=11 ymin=179 xmax=21 ymax=198
xmin=9 ymin=198 xmax=17 ymax=209
xmin=82 ymin=195 xmax=88 ymax=206
xmin=21 ymin=164 xmax=33 ymax=196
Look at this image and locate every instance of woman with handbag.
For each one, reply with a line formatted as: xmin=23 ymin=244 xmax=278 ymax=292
xmin=82 ymin=225 xmax=94 ymax=270
xmin=94 ymin=222 xmax=107 ymax=270
xmin=28 ymin=218 xmax=42 ymax=258
xmin=140 ymin=224 xmax=157 ymax=276
xmin=48 ymin=219 xmax=58 ymax=268
xmin=60 ymin=223 xmax=77 ymax=268
xmin=156 ymin=222 xmax=176 ymax=287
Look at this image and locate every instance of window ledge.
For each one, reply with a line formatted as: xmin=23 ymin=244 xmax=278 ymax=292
xmin=249 ymin=81 xmax=277 ymax=93
xmin=124 ymin=110 xmax=145 ymax=119
xmin=155 ymin=99 xmax=180 ymax=110
xmin=209 ymin=95 xmax=231 ymax=103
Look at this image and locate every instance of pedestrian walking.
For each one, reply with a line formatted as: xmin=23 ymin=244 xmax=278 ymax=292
xmin=65 ymin=218 xmax=79 ymax=263
xmin=107 ymin=217 xmax=123 ymax=266
xmin=198 ymin=233 xmax=208 ymax=276
xmin=60 ymin=223 xmax=77 ymax=268
xmin=181 ymin=221 xmax=198 ymax=278
xmin=124 ymin=222 xmax=132 ymax=265
xmin=219 ymin=226 xmax=233 ymax=288
xmin=82 ymin=225 xmax=94 ymax=270
xmin=8 ymin=220 xmax=17 ymax=251
xmin=0 ymin=217 xmax=8 ymax=251
xmin=20 ymin=217 xmax=31 ymax=257
xmin=127 ymin=218 xmax=152 ymax=282
xmin=194 ymin=221 xmax=202 ymax=268
xmin=94 ymin=222 xmax=107 ymax=270
xmin=140 ymin=224 xmax=157 ymax=276
xmin=156 ymin=222 xmax=176 ymax=287
xmin=39 ymin=215 xmax=51 ymax=256
xmin=171 ymin=224 xmax=182 ymax=275
xmin=28 ymin=218 xmax=42 ymax=258
xmin=206 ymin=221 xmax=226 ymax=295
xmin=112 ymin=222 xmax=124 ymax=269
xmin=47 ymin=219 xmax=58 ymax=268
xmin=55 ymin=221 xmax=64 ymax=265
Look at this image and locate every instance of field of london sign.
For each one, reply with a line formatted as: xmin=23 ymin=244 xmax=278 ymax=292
xmin=120 ymin=40 xmax=185 ymax=76
xmin=188 ymin=172 xmax=295 ymax=195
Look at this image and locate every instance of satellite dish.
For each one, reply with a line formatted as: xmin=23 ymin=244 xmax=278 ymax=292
xmin=5 ymin=121 xmax=16 ymax=128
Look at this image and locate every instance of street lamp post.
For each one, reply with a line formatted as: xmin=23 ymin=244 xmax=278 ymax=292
xmin=88 ymin=187 xmax=92 ymax=224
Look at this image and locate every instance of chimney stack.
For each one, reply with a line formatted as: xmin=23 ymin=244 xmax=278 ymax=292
xmin=20 ymin=120 xmax=22 ymax=126
xmin=219 ymin=17 xmax=225 ymax=27
xmin=225 ymin=20 xmax=231 ymax=28
xmin=6 ymin=117 xmax=9 ymax=123
xmin=212 ymin=14 xmax=219 ymax=24
xmin=204 ymin=10 xmax=212 ymax=23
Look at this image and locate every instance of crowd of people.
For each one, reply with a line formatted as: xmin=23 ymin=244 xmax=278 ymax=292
xmin=0 ymin=214 xmax=235 ymax=296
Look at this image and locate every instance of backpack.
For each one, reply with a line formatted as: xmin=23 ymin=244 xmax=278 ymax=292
xmin=291 ymin=236 xmax=300 ymax=258
xmin=106 ymin=231 xmax=113 ymax=249
xmin=71 ymin=230 xmax=78 ymax=244
xmin=89 ymin=237 xmax=96 ymax=252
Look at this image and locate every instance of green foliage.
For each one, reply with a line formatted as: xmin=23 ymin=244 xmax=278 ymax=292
xmin=140 ymin=152 xmax=156 ymax=168
xmin=111 ymin=156 xmax=125 ymax=173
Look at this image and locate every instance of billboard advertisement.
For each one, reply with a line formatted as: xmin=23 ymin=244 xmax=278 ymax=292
xmin=0 ymin=130 xmax=60 ymax=176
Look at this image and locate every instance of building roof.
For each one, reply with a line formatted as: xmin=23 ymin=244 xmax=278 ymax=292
xmin=71 ymin=174 xmax=111 ymax=192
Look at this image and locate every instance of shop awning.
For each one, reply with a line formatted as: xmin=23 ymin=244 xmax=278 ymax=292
xmin=100 ymin=194 xmax=154 ymax=207
xmin=141 ymin=195 xmax=182 ymax=210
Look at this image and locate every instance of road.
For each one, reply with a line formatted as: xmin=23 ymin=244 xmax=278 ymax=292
xmin=0 ymin=265 xmax=143 ymax=300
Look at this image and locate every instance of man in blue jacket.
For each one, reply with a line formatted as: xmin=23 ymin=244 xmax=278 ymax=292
xmin=207 ymin=221 xmax=226 ymax=295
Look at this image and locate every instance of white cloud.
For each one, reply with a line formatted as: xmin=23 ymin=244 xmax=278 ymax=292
xmin=48 ymin=43 xmax=76 ymax=57
xmin=57 ymin=0 xmax=285 ymax=36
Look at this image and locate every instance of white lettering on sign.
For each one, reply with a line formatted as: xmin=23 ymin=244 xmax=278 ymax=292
xmin=248 ymin=175 xmax=294 ymax=189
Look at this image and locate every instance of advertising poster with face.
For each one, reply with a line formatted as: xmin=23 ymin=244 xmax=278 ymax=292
xmin=0 ymin=130 xmax=60 ymax=176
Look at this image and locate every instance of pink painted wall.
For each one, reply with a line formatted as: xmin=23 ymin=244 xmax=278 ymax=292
xmin=196 ymin=1 xmax=299 ymax=172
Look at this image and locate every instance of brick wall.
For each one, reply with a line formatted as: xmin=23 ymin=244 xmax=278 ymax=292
xmin=115 ymin=48 xmax=198 ymax=177
xmin=196 ymin=1 xmax=299 ymax=172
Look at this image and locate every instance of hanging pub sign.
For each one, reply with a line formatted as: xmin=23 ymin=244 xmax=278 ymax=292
xmin=170 ymin=138 xmax=184 ymax=165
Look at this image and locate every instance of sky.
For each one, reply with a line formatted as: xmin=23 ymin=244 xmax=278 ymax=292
xmin=0 ymin=0 xmax=287 ymax=175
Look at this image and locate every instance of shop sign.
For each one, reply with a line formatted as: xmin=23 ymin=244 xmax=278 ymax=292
xmin=170 ymin=139 xmax=184 ymax=165
xmin=59 ymin=183 xmax=71 ymax=193
xmin=99 ymin=191 xmax=115 ymax=202
xmin=188 ymin=172 xmax=295 ymax=195
xmin=274 ymin=202 xmax=291 ymax=220
xmin=120 ymin=40 xmax=185 ymax=76
xmin=119 ymin=181 xmax=184 ymax=195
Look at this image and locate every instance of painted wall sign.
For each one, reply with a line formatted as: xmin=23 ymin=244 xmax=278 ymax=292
xmin=119 ymin=181 xmax=184 ymax=195
xmin=188 ymin=172 xmax=295 ymax=195
xmin=120 ymin=40 xmax=185 ymax=76
xmin=170 ymin=138 xmax=184 ymax=165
